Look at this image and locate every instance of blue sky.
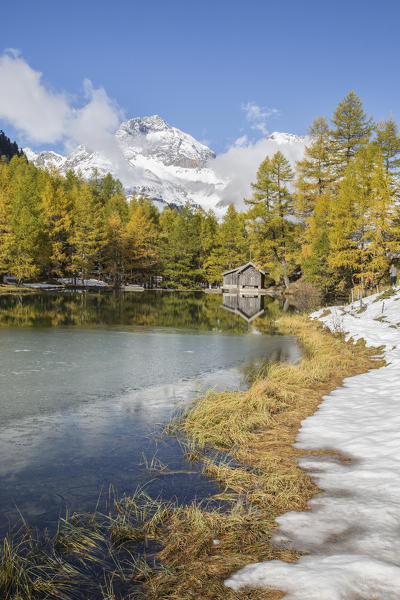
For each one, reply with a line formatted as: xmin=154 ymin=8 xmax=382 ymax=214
xmin=1 ymin=0 xmax=399 ymax=154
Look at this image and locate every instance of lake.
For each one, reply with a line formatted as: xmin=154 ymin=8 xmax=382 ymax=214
xmin=0 ymin=291 xmax=300 ymax=536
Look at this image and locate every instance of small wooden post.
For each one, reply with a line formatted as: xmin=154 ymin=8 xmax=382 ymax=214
xmin=351 ymin=289 xmax=354 ymax=303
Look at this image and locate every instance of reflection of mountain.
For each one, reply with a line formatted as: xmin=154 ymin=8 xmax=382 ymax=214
xmin=221 ymin=293 xmax=265 ymax=323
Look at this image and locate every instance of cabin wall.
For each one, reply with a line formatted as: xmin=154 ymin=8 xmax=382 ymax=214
xmin=239 ymin=266 xmax=262 ymax=289
xmin=223 ymin=271 xmax=239 ymax=288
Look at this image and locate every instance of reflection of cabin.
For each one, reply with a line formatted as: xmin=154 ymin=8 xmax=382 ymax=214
xmin=222 ymin=262 xmax=267 ymax=293
xmin=222 ymin=293 xmax=265 ymax=323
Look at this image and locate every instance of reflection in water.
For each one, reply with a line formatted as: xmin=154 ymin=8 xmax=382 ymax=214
xmin=222 ymin=293 xmax=265 ymax=322
xmin=0 ymin=290 xmax=286 ymax=332
xmin=0 ymin=292 xmax=300 ymax=536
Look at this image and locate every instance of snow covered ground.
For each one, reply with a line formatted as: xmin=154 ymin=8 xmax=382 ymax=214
xmin=56 ymin=278 xmax=109 ymax=288
xmin=226 ymin=287 xmax=400 ymax=599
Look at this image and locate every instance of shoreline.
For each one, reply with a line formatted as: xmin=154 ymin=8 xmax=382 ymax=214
xmin=139 ymin=314 xmax=383 ymax=599
xmin=0 ymin=313 xmax=383 ymax=600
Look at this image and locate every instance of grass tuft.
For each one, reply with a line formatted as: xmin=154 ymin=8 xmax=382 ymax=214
xmin=0 ymin=315 xmax=384 ymax=600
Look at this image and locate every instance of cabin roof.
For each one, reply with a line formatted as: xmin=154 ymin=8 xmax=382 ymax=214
xmin=222 ymin=261 xmax=267 ymax=276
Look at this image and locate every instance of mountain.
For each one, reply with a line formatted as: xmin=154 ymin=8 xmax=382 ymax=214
xmin=24 ymin=117 xmax=306 ymax=212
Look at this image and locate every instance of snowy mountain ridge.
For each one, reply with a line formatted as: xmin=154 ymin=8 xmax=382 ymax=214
xmin=24 ymin=117 xmax=306 ymax=212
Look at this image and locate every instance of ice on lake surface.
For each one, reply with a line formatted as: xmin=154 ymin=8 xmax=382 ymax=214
xmin=0 ymin=291 xmax=300 ymax=534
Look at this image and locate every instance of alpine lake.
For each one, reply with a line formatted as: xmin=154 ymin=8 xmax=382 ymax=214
xmin=0 ymin=290 xmax=301 ymax=537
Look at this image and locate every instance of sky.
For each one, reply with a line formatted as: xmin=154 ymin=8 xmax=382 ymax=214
xmin=1 ymin=0 xmax=400 ymax=156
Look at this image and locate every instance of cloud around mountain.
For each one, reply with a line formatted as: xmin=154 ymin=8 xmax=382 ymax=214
xmin=0 ymin=51 xmax=306 ymax=212
xmin=212 ymin=132 xmax=306 ymax=208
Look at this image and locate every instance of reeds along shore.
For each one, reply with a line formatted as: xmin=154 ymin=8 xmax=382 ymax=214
xmin=0 ymin=315 xmax=384 ymax=600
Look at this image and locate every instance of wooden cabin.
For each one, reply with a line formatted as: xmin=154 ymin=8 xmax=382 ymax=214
xmin=222 ymin=262 xmax=267 ymax=293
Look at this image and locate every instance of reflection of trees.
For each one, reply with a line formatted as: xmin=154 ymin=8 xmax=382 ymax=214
xmin=0 ymin=292 xmax=283 ymax=333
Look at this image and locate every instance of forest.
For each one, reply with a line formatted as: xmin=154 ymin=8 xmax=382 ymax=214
xmin=1 ymin=91 xmax=400 ymax=295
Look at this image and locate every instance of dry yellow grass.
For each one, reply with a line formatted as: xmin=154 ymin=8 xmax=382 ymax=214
xmin=0 ymin=314 xmax=383 ymax=600
xmin=143 ymin=314 xmax=384 ymax=600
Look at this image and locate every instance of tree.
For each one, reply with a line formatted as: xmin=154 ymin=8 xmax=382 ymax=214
xmin=41 ymin=171 xmax=73 ymax=277
xmin=124 ymin=205 xmax=159 ymax=283
xmin=331 ymin=91 xmax=374 ymax=177
xmin=7 ymin=158 xmax=50 ymax=282
xmin=204 ymin=205 xmax=248 ymax=284
xmin=295 ymin=117 xmax=333 ymax=219
xmin=0 ymin=157 xmax=13 ymax=276
xmin=199 ymin=210 xmax=218 ymax=284
xmin=0 ymin=130 xmax=23 ymax=161
xmin=328 ymin=145 xmax=397 ymax=289
xmin=294 ymin=117 xmax=335 ymax=287
xmin=375 ymin=116 xmax=400 ymax=174
xmin=246 ymin=151 xmax=297 ymax=288
xmin=159 ymin=204 xmax=203 ymax=287
xmin=69 ymin=182 xmax=105 ymax=282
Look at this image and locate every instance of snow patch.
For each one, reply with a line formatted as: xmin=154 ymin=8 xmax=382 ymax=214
xmin=225 ymin=287 xmax=400 ymax=599
xmin=56 ymin=278 xmax=108 ymax=288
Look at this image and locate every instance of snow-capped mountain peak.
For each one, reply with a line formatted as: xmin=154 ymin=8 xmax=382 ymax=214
xmin=23 ymin=148 xmax=65 ymax=169
xmin=116 ymin=115 xmax=215 ymax=169
xmin=24 ymin=119 xmax=306 ymax=212
xmin=266 ymin=131 xmax=306 ymax=145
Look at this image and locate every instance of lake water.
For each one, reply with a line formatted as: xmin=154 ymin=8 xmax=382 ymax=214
xmin=0 ymin=291 xmax=300 ymax=535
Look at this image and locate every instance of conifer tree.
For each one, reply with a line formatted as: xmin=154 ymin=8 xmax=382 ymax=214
xmin=327 ymin=145 xmax=396 ymax=289
xmin=199 ymin=210 xmax=218 ymax=284
xmin=246 ymin=151 xmax=297 ymax=288
xmin=0 ymin=130 xmax=23 ymax=161
xmin=103 ymin=212 xmax=125 ymax=286
xmin=375 ymin=117 xmax=400 ymax=174
xmin=69 ymin=182 xmax=105 ymax=282
xmin=41 ymin=171 xmax=73 ymax=277
xmin=331 ymin=91 xmax=374 ymax=177
xmin=123 ymin=205 xmax=159 ymax=283
xmin=294 ymin=117 xmax=334 ymax=286
xmin=365 ymin=154 xmax=398 ymax=282
xmin=7 ymin=157 xmax=50 ymax=282
xmin=204 ymin=205 xmax=248 ymax=284
xmin=295 ymin=117 xmax=333 ymax=218
xmin=0 ymin=157 xmax=13 ymax=276
xmin=159 ymin=204 xmax=203 ymax=287
xmin=102 ymin=191 xmax=129 ymax=285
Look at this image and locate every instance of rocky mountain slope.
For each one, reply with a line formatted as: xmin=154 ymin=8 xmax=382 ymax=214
xmin=24 ymin=116 xmax=306 ymax=211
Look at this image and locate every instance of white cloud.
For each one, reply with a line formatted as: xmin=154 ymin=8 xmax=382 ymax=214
xmin=234 ymin=134 xmax=248 ymax=147
xmin=242 ymin=101 xmax=280 ymax=136
xmin=0 ymin=50 xmax=124 ymax=156
xmin=211 ymin=134 xmax=307 ymax=209
xmin=0 ymin=51 xmax=70 ymax=143
xmin=67 ymin=79 xmax=123 ymax=150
